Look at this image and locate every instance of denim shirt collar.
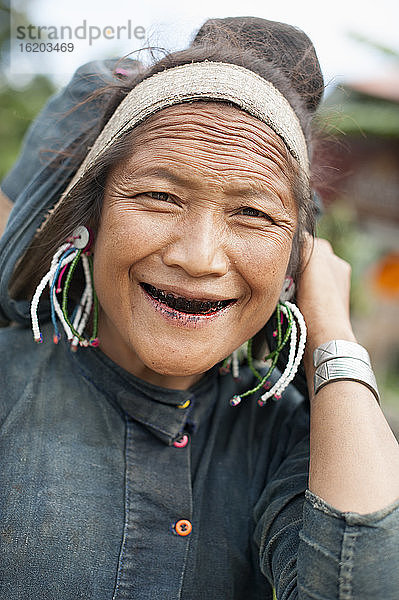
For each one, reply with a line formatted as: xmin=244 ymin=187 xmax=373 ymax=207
xmin=68 ymin=341 xmax=220 ymax=446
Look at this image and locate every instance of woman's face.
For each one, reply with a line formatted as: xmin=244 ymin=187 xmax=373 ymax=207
xmin=93 ymin=102 xmax=298 ymax=389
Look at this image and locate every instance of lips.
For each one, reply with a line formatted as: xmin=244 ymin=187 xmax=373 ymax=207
xmin=140 ymin=283 xmax=235 ymax=315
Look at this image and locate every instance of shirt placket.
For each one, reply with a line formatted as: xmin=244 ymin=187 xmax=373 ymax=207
xmin=112 ymin=413 xmax=193 ymax=600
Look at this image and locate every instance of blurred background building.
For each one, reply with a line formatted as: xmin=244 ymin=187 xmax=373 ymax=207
xmin=317 ymin=57 xmax=399 ymax=432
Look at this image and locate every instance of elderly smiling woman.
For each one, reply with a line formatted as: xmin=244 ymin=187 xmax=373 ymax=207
xmin=0 ymin=16 xmax=399 ymax=600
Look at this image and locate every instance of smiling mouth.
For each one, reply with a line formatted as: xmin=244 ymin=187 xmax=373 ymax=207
xmin=141 ymin=283 xmax=236 ymax=315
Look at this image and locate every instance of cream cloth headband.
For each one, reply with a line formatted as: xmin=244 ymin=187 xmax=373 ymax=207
xmin=60 ymin=61 xmax=310 ymax=204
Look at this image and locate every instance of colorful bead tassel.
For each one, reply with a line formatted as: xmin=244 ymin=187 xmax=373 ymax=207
xmin=229 ymin=301 xmax=307 ymax=407
xmin=31 ymin=226 xmax=99 ymax=348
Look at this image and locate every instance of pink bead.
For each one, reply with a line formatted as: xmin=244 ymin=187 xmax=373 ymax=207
xmin=173 ymin=434 xmax=189 ymax=448
xmin=115 ymin=67 xmax=129 ymax=76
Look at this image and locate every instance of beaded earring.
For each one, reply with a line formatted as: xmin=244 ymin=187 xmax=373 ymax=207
xmin=31 ymin=226 xmax=99 ymax=349
xmin=224 ymin=278 xmax=307 ymax=407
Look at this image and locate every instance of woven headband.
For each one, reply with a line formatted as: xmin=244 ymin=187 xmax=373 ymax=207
xmin=58 ymin=61 xmax=310 ymax=211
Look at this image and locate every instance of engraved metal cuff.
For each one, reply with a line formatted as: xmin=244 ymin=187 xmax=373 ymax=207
xmin=314 ymin=356 xmax=380 ymax=404
xmin=313 ymin=339 xmax=371 ymax=368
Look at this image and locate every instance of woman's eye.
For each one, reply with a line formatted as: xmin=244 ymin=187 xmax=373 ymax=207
xmin=239 ymin=207 xmax=272 ymax=220
xmin=148 ymin=191 xmax=172 ymax=202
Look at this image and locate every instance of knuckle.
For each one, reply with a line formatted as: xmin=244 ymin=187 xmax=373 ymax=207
xmin=338 ymin=256 xmax=351 ymax=271
xmin=316 ymin=238 xmax=333 ymax=255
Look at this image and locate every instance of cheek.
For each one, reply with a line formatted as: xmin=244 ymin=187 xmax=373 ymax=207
xmin=242 ymin=232 xmax=293 ymax=286
xmin=240 ymin=234 xmax=293 ymax=319
xmin=93 ymin=207 xmax=165 ymax=275
xmin=92 ymin=210 xmax=134 ymax=304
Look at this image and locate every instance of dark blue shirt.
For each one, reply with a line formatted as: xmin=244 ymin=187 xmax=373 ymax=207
xmin=1 ymin=323 xmax=398 ymax=599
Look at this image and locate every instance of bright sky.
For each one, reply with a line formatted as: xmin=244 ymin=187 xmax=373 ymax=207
xmin=9 ymin=0 xmax=399 ymax=90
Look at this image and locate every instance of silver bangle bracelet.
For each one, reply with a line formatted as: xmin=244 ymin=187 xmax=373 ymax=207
xmin=313 ymin=339 xmax=371 ymax=368
xmin=314 ymin=356 xmax=380 ymax=404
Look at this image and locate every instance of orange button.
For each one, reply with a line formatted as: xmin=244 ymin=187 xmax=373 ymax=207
xmin=175 ymin=519 xmax=192 ymax=536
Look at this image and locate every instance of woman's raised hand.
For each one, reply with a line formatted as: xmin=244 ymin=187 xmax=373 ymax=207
xmin=296 ymin=236 xmax=357 ymax=361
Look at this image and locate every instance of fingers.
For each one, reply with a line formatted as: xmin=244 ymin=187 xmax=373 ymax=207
xmin=302 ymin=237 xmax=351 ymax=280
xmin=296 ymin=236 xmax=356 ymax=349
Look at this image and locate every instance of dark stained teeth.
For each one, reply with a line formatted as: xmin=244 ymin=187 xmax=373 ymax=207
xmin=141 ymin=283 xmax=233 ymax=314
xmin=175 ymin=297 xmax=187 ymax=311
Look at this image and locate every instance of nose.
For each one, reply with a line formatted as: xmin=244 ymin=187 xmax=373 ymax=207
xmin=162 ymin=214 xmax=229 ymax=277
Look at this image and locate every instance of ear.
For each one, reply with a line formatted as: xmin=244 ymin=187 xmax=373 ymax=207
xmin=280 ymin=277 xmax=295 ymax=302
xmin=252 ymin=276 xmax=295 ymax=360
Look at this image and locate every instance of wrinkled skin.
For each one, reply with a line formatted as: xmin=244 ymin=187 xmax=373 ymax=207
xmin=93 ymin=102 xmax=298 ymax=389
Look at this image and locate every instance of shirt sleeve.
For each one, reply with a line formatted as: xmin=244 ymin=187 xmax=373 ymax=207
xmin=299 ymin=490 xmax=399 ymax=600
xmin=253 ymin=429 xmax=399 ymax=599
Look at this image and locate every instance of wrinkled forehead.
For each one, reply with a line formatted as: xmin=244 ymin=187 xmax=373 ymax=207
xmin=131 ymin=101 xmax=287 ymax=147
xmin=110 ymin=101 xmax=293 ymax=174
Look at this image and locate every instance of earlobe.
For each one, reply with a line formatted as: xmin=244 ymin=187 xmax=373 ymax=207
xmin=280 ymin=276 xmax=295 ymax=302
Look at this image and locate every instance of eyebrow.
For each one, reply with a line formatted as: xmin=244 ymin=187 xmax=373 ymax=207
xmin=121 ymin=167 xmax=200 ymax=189
xmin=120 ymin=165 xmax=288 ymax=209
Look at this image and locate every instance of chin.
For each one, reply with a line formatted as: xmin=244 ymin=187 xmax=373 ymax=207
xmin=146 ymin=353 xmax=217 ymax=378
xmin=135 ymin=339 xmax=223 ymax=379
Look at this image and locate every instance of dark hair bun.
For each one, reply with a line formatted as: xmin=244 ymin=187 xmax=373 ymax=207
xmin=193 ymin=16 xmax=324 ymax=112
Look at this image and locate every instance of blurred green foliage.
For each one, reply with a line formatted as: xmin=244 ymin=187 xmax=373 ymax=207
xmin=0 ymin=0 xmax=56 ymax=179
xmin=0 ymin=76 xmax=55 ymax=179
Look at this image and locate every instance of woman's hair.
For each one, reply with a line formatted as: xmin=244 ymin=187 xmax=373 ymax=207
xmin=193 ymin=16 xmax=324 ymax=111
xmin=10 ymin=17 xmax=324 ymax=301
